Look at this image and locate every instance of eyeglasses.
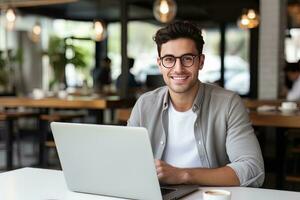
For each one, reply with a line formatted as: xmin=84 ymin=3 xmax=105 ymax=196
xmin=160 ymin=54 xmax=199 ymax=68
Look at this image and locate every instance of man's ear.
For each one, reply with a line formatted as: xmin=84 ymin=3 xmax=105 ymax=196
xmin=157 ymin=57 xmax=163 ymax=73
xmin=198 ymin=54 xmax=205 ymax=70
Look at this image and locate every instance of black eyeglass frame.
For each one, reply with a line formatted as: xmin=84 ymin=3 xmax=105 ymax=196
xmin=159 ymin=54 xmax=200 ymax=68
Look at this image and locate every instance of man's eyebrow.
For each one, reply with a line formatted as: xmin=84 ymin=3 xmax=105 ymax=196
xmin=160 ymin=54 xmax=174 ymax=57
xmin=181 ymin=53 xmax=197 ymax=56
xmin=161 ymin=53 xmax=197 ymax=57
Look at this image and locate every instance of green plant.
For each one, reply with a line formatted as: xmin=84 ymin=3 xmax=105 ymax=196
xmin=68 ymin=45 xmax=89 ymax=69
xmin=0 ymin=49 xmax=22 ymax=91
xmin=48 ymin=35 xmax=89 ymax=89
xmin=0 ymin=51 xmax=9 ymax=86
xmin=48 ymin=35 xmax=67 ymax=89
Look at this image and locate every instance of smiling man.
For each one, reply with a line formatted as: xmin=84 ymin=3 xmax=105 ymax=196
xmin=128 ymin=21 xmax=264 ymax=187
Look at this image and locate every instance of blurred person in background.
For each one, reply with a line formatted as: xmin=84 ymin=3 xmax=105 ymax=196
xmin=284 ymin=61 xmax=300 ymax=101
xmin=92 ymin=57 xmax=112 ymax=93
xmin=116 ymin=57 xmax=141 ymax=93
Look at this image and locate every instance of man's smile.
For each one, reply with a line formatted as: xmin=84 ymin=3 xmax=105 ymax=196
xmin=170 ymin=75 xmax=189 ymax=80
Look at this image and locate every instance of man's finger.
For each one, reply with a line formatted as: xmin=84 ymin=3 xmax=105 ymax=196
xmin=155 ymin=159 xmax=164 ymax=167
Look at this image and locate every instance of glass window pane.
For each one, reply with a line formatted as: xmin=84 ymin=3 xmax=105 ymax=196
xmin=199 ymin=29 xmax=221 ymax=84
xmin=108 ymin=22 xmax=161 ymax=83
xmin=285 ymin=28 xmax=300 ymax=62
xmin=107 ymin=23 xmax=121 ymax=81
xmin=128 ymin=22 xmax=161 ymax=83
xmin=51 ymin=20 xmax=95 ymax=88
xmin=224 ymin=26 xmax=250 ymax=95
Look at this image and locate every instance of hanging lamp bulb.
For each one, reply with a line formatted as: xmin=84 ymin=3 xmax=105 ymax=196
xmin=237 ymin=9 xmax=259 ymax=29
xmin=6 ymin=8 xmax=16 ymax=22
xmin=238 ymin=14 xmax=250 ymax=28
xmin=33 ymin=22 xmax=42 ymax=35
xmin=30 ymin=21 xmax=42 ymax=43
xmin=5 ymin=7 xmax=17 ymax=31
xmin=93 ymin=20 xmax=106 ymax=41
xmin=153 ymin=0 xmax=177 ymax=23
xmin=247 ymin=9 xmax=257 ymax=19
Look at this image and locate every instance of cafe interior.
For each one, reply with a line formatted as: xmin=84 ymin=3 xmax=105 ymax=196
xmin=0 ymin=0 xmax=300 ymax=195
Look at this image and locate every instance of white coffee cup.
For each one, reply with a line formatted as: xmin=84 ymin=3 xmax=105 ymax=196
xmin=203 ymin=189 xmax=231 ymax=200
xmin=58 ymin=90 xmax=68 ymax=99
xmin=32 ymin=88 xmax=45 ymax=99
xmin=281 ymin=102 xmax=297 ymax=110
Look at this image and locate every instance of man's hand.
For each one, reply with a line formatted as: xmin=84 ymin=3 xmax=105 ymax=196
xmin=155 ymin=160 xmax=188 ymax=185
xmin=155 ymin=160 xmax=240 ymax=186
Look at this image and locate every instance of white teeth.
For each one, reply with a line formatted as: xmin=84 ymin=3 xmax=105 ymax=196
xmin=172 ymin=76 xmax=187 ymax=80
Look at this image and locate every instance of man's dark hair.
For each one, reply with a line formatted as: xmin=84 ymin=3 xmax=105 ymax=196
xmin=153 ymin=21 xmax=205 ymax=56
xmin=128 ymin=57 xmax=135 ymax=69
xmin=284 ymin=61 xmax=300 ymax=72
xmin=103 ymin=56 xmax=111 ymax=64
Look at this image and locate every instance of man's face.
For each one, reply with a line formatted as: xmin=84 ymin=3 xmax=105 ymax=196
xmin=287 ymin=71 xmax=300 ymax=82
xmin=157 ymin=38 xmax=205 ymax=94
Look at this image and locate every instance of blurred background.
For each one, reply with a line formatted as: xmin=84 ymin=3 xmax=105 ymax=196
xmin=0 ymin=0 xmax=297 ymax=98
xmin=0 ymin=0 xmax=300 ymax=192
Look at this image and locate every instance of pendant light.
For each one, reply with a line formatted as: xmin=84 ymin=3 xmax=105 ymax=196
xmin=93 ymin=20 xmax=106 ymax=41
xmin=5 ymin=7 xmax=17 ymax=30
xmin=30 ymin=21 xmax=42 ymax=43
xmin=153 ymin=0 xmax=177 ymax=23
xmin=237 ymin=9 xmax=260 ymax=29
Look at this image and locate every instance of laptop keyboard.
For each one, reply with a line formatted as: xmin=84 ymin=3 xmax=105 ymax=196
xmin=160 ymin=187 xmax=177 ymax=195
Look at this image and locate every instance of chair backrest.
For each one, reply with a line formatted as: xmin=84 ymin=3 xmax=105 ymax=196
xmin=146 ymin=74 xmax=165 ymax=89
xmin=116 ymin=108 xmax=132 ymax=125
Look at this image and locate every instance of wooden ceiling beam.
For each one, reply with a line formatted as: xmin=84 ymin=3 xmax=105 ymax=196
xmin=0 ymin=0 xmax=77 ymax=8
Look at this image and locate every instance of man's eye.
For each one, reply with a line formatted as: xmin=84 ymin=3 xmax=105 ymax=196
xmin=182 ymin=56 xmax=193 ymax=61
xmin=164 ymin=57 xmax=174 ymax=62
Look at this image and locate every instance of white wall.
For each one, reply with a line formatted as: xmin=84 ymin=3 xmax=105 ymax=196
xmin=258 ymin=0 xmax=286 ymax=99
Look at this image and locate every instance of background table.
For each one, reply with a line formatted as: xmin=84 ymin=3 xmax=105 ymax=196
xmin=0 ymin=168 xmax=299 ymax=200
xmin=243 ymin=99 xmax=300 ymax=110
xmin=249 ymin=110 xmax=300 ymax=128
xmin=0 ymin=96 xmax=135 ymax=170
xmin=0 ymin=96 xmax=135 ymax=109
xmin=249 ymin=110 xmax=300 ymax=189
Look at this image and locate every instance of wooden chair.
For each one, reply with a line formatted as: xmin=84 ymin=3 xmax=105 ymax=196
xmin=0 ymin=111 xmax=38 ymax=170
xmin=285 ymin=146 xmax=300 ymax=179
xmin=285 ymin=130 xmax=300 ymax=190
xmin=115 ymin=108 xmax=132 ymax=125
xmin=40 ymin=112 xmax=85 ymax=167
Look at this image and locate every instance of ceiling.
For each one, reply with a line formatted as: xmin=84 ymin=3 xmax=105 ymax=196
xmin=14 ymin=0 xmax=260 ymax=24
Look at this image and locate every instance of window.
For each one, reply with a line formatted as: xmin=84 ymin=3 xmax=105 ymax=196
xmin=107 ymin=22 xmax=251 ymax=96
xmin=51 ymin=20 xmax=94 ymax=87
xmin=199 ymin=28 xmax=221 ymax=84
xmin=107 ymin=21 xmax=160 ymax=83
xmin=225 ymin=26 xmax=250 ymax=95
xmin=285 ymin=28 xmax=300 ymax=62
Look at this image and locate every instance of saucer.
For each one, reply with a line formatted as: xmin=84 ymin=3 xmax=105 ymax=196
xmin=278 ymin=106 xmax=298 ymax=113
xmin=257 ymin=105 xmax=276 ymax=112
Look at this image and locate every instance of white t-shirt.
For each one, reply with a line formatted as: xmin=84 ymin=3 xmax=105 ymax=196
xmin=287 ymin=75 xmax=300 ymax=101
xmin=162 ymin=102 xmax=201 ymax=168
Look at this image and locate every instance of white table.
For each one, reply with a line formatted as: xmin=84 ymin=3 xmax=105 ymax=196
xmin=0 ymin=168 xmax=299 ymax=200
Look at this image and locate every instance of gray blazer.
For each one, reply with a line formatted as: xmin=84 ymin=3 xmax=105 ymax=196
xmin=128 ymin=82 xmax=264 ymax=187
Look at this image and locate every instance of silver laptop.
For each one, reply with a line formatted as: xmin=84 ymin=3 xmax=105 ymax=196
xmin=51 ymin=122 xmax=198 ymax=200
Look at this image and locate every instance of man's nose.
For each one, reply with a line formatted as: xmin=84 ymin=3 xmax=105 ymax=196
xmin=173 ymin=58 xmax=184 ymax=72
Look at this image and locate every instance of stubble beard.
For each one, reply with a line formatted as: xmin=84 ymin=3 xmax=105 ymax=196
xmin=168 ymin=78 xmax=199 ymax=95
